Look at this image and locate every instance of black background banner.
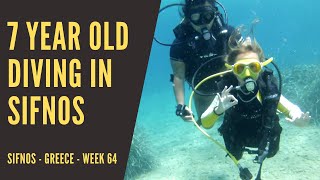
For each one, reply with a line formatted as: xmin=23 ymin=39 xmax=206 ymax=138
xmin=0 ymin=0 xmax=160 ymax=179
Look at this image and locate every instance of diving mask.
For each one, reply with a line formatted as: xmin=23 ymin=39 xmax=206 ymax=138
xmin=225 ymin=58 xmax=273 ymax=80
xmin=188 ymin=6 xmax=215 ymax=25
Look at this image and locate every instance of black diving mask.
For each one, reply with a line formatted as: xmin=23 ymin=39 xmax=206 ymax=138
xmin=188 ymin=6 xmax=215 ymax=25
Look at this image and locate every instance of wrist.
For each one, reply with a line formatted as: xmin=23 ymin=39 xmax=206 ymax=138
xmin=176 ymin=104 xmax=186 ymax=116
xmin=213 ymin=106 xmax=224 ymax=116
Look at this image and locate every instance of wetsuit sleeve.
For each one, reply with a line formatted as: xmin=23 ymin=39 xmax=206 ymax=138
xmin=277 ymin=95 xmax=302 ymax=118
xmin=170 ymin=39 xmax=186 ymax=62
xmin=200 ymin=95 xmax=220 ymax=129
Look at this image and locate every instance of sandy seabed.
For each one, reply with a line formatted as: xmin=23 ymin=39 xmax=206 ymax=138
xmin=135 ymin=116 xmax=320 ymax=180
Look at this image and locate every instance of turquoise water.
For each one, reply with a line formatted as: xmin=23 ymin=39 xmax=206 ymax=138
xmin=126 ymin=0 xmax=320 ymax=179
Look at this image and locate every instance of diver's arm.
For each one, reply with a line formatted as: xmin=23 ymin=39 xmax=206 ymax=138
xmin=277 ymin=95 xmax=311 ymax=126
xmin=170 ymin=59 xmax=186 ymax=105
xmin=201 ymin=95 xmax=220 ymax=129
xmin=277 ymin=95 xmax=292 ymax=117
xmin=171 ymin=59 xmax=193 ymax=121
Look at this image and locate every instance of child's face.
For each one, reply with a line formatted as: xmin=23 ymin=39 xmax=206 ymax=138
xmin=234 ymin=52 xmax=260 ymax=85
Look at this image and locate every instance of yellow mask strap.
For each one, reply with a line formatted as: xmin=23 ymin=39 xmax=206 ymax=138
xmin=262 ymin=57 xmax=273 ymax=67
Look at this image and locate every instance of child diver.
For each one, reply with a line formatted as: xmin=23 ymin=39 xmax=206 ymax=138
xmin=200 ymin=31 xmax=311 ymax=179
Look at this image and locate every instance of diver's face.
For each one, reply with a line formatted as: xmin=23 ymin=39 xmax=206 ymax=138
xmin=234 ymin=52 xmax=260 ymax=85
xmin=189 ymin=2 xmax=215 ymax=33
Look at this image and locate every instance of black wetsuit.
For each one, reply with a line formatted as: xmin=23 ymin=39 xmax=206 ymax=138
xmin=218 ymin=71 xmax=282 ymax=160
xmin=170 ymin=23 xmax=234 ymax=94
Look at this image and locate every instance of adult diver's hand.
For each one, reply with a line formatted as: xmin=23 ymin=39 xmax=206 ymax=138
xmin=214 ymin=86 xmax=238 ymax=115
xmin=180 ymin=106 xmax=194 ymax=122
xmin=286 ymin=108 xmax=311 ymax=127
xmin=176 ymin=104 xmax=194 ymax=122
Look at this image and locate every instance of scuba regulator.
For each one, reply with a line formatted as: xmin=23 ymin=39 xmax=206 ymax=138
xmin=243 ymin=78 xmax=257 ymax=92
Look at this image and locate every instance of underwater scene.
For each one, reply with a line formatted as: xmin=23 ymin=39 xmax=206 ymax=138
xmin=125 ymin=0 xmax=320 ymax=179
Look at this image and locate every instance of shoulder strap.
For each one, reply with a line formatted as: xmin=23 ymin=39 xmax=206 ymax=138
xmin=258 ymin=70 xmax=280 ymax=128
xmin=173 ymin=22 xmax=193 ymax=41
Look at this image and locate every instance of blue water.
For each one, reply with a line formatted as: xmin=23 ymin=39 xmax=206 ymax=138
xmin=127 ymin=0 xmax=320 ymax=179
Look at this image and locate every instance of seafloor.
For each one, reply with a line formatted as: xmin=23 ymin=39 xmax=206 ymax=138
xmin=125 ymin=64 xmax=320 ymax=180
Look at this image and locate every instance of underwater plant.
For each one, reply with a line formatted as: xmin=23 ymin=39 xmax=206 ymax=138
xmin=124 ymin=125 xmax=155 ymax=180
xmin=282 ymin=64 xmax=320 ymax=125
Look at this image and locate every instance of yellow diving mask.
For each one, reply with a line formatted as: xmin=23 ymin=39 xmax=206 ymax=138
xmin=225 ymin=57 xmax=273 ymax=80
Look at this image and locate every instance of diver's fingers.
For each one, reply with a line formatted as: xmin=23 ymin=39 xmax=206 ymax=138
xmin=183 ymin=106 xmax=193 ymax=117
xmin=303 ymin=112 xmax=311 ymax=120
xmin=295 ymin=113 xmax=310 ymax=127
xmin=221 ymin=86 xmax=228 ymax=97
xmin=221 ymin=95 xmax=237 ymax=110
xmin=230 ymin=95 xmax=238 ymax=106
xmin=184 ymin=106 xmax=191 ymax=112
xmin=305 ymin=111 xmax=310 ymax=118
xmin=182 ymin=116 xmax=193 ymax=122
xmin=224 ymin=94 xmax=233 ymax=102
xmin=225 ymin=85 xmax=233 ymax=95
xmin=186 ymin=108 xmax=193 ymax=115
xmin=217 ymin=93 xmax=222 ymax=103
xmin=285 ymin=117 xmax=294 ymax=122
xmin=224 ymin=94 xmax=236 ymax=101
xmin=223 ymin=95 xmax=238 ymax=109
xmin=185 ymin=115 xmax=194 ymax=119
